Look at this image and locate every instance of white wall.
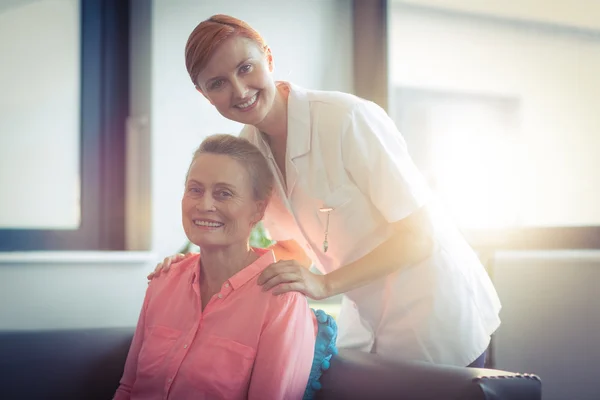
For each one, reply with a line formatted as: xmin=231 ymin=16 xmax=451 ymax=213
xmin=150 ymin=0 xmax=353 ymax=258
xmin=0 ymin=253 xmax=154 ymax=330
xmin=0 ymin=0 xmax=354 ymax=331
xmin=394 ymin=0 xmax=600 ymax=31
xmin=389 ymin=4 xmax=600 ymax=228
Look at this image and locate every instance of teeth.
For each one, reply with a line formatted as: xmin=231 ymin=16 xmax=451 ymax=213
xmin=194 ymin=220 xmax=223 ymax=227
xmin=236 ymin=94 xmax=257 ymax=109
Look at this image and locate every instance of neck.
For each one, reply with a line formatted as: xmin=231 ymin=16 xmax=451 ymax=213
xmin=199 ymin=242 xmax=258 ymax=291
xmin=255 ymin=83 xmax=289 ymax=141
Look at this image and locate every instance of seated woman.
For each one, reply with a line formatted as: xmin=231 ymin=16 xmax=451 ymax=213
xmin=114 ymin=134 xmax=316 ymax=400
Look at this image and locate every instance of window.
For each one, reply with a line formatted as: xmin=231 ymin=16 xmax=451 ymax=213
xmin=386 ymin=2 xmax=600 ymax=250
xmin=0 ymin=0 xmax=129 ymax=251
xmin=392 ymin=88 xmax=521 ymax=231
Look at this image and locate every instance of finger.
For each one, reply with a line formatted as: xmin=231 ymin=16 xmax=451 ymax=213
xmin=151 ymin=262 xmax=161 ymax=274
xmin=174 ymin=253 xmax=187 ymax=262
xmin=258 ymin=265 xmax=297 ymax=285
xmin=146 ymin=271 xmax=155 ymax=280
xmin=161 ymin=257 xmax=172 ymax=272
xmin=272 ymin=282 xmax=306 ymax=296
xmin=261 ymin=272 xmax=301 ymax=291
xmin=149 ymin=262 xmax=164 ymax=279
xmin=153 ymin=253 xmax=194 ymax=280
xmin=257 ymin=262 xmax=300 ymax=284
xmin=150 ymin=258 xmax=170 ymax=279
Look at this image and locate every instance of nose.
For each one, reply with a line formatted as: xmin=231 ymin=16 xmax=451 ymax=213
xmin=230 ymin=76 xmax=249 ymax=99
xmin=196 ymin=194 xmax=216 ymax=212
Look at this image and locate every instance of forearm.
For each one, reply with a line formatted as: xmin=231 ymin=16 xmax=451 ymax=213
xmin=323 ymin=228 xmax=434 ymax=298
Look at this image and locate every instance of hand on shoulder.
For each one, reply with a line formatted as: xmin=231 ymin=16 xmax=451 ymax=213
xmin=147 ymin=252 xmax=197 ymax=281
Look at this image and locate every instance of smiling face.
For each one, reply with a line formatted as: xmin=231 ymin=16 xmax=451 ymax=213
xmin=195 ymin=36 xmax=277 ymax=126
xmin=182 ymin=153 xmax=264 ymax=249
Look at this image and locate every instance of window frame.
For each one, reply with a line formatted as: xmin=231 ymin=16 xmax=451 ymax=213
xmin=353 ymin=0 xmax=600 ymax=250
xmin=0 ymin=0 xmax=129 ymax=251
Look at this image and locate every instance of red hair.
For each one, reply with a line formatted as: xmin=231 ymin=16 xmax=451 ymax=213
xmin=185 ymin=15 xmax=268 ymax=87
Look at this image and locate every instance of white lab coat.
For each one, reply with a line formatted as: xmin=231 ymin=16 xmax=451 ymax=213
xmin=240 ymin=82 xmax=501 ymax=366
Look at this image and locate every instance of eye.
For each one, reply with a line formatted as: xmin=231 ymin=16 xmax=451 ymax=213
xmin=210 ymin=79 xmax=225 ymax=90
xmin=188 ymin=187 xmax=203 ymax=194
xmin=217 ymin=190 xmax=233 ymax=198
xmin=239 ymin=64 xmax=252 ymax=74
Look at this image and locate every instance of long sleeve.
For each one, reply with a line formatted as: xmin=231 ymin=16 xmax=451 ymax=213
xmin=113 ymin=284 xmax=152 ymax=400
xmin=248 ymin=293 xmax=316 ymax=400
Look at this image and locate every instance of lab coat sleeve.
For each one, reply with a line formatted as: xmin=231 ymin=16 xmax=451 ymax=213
xmin=342 ymin=101 xmax=431 ymax=223
xmin=247 ymin=293 xmax=315 ymax=400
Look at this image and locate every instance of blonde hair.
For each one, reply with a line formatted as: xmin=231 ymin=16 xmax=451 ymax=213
xmin=188 ymin=134 xmax=274 ymax=202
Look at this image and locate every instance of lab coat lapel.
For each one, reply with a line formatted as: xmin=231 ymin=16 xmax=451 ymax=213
xmin=248 ymin=126 xmax=293 ymax=213
xmin=286 ymin=83 xmax=311 ymax=198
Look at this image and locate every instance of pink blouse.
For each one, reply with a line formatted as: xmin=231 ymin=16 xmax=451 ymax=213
xmin=114 ymin=249 xmax=316 ymax=400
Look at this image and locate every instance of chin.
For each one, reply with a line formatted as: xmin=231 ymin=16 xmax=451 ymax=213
xmin=194 ymin=236 xmax=221 ymax=246
xmin=228 ymin=109 xmax=267 ymax=126
xmin=187 ymin=233 xmax=217 ymax=248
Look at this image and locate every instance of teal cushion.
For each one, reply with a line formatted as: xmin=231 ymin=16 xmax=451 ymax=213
xmin=303 ymin=309 xmax=338 ymax=400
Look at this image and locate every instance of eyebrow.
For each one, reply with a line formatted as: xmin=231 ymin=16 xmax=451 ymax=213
xmin=186 ymin=179 xmax=236 ymax=190
xmin=204 ymin=57 xmax=253 ymax=86
xmin=214 ymin=182 xmax=236 ymax=190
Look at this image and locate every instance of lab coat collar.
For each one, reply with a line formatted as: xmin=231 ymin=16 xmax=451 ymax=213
xmin=284 ymin=82 xmax=311 ymax=196
xmin=245 ymin=82 xmax=311 ymax=198
xmin=285 ymin=82 xmax=311 ymax=161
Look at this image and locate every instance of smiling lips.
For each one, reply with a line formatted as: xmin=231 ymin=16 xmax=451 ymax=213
xmin=194 ymin=219 xmax=224 ymax=229
xmin=234 ymin=93 xmax=258 ymax=110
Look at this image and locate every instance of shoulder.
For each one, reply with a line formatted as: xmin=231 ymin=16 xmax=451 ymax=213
xmin=264 ymin=290 xmax=310 ymax=319
xmin=304 ymin=89 xmax=388 ymax=133
xmin=274 ymin=290 xmax=309 ymax=307
xmin=306 ymin=89 xmax=366 ymax=119
xmin=307 ymin=88 xmax=363 ymax=109
xmin=148 ymin=254 xmax=199 ymax=292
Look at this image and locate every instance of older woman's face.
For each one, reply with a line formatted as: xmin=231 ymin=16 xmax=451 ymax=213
xmin=196 ymin=36 xmax=276 ymax=127
xmin=182 ymin=153 xmax=263 ymax=248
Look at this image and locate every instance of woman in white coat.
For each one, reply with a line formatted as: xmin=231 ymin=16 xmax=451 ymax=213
xmin=151 ymin=14 xmax=501 ymax=367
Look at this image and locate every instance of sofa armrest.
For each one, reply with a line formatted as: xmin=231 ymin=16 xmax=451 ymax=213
xmin=317 ymin=349 xmax=541 ymax=400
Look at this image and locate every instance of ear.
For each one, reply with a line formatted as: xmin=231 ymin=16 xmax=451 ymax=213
xmin=265 ymin=47 xmax=274 ymax=72
xmin=251 ymin=200 xmax=268 ymax=226
xmin=196 ymin=85 xmax=214 ymax=105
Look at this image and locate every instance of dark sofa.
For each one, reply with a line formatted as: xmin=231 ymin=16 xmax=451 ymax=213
xmin=0 ymin=328 xmax=541 ymax=400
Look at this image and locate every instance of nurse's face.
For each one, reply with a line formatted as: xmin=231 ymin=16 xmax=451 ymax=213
xmin=196 ymin=36 xmax=277 ymax=126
